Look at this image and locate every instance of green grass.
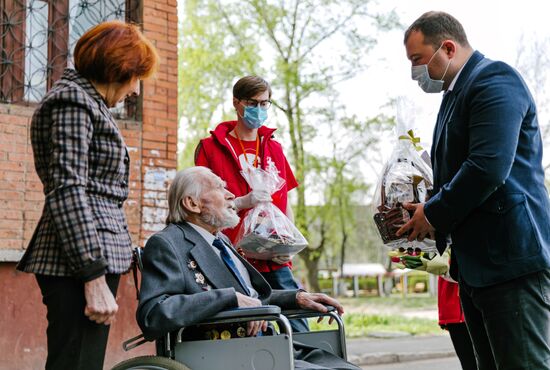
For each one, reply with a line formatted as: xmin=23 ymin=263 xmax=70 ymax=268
xmin=306 ymin=294 xmax=442 ymax=337
xmin=339 ymin=295 xmax=438 ymax=310
xmin=309 ymin=313 xmax=441 ymax=338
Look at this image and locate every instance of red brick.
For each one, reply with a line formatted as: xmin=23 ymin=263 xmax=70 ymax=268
xmin=24 ymin=210 xmax=42 ymax=220
xmin=7 ymin=152 xmax=31 ymax=162
xmin=0 ymin=171 xmax=24 ymax=181
xmin=0 ymin=239 xmax=22 ymax=249
xmin=142 ymin=140 xmax=167 ymax=151
xmin=2 ymin=210 xmax=23 ymax=220
xmin=0 ymin=219 xmax=22 ymax=229
xmin=23 ymin=200 xmax=43 ymax=211
xmin=0 ymin=114 xmax=29 ymax=126
xmin=143 ymin=131 xmax=168 ymax=142
xmin=154 ymin=2 xmax=175 ymax=12
xmin=142 ymin=149 xmax=166 ymax=159
xmin=0 ymin=181 xmax=22 ymax=191
xmin=0 ymin=229 xmax=22 ymax=238
xmin=0 ymin=191 xmax=23 ymax=200
xmin=0 ymin=161 xmax=25 ymax=172
xmin=147 ymin=158 xmax=177 ymax=168
xmin=25 ymin=191 xmax=44 ymax=201
xmin=145 ymin=16 xmax=168 ymax=28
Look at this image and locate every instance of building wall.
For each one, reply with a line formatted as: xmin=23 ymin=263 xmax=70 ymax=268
xmin=0 ymin=0 xmax=178 ymax=368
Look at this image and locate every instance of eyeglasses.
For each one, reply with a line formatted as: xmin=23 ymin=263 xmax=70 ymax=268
xmin=239 ymin=98 xmax=272 ymax=110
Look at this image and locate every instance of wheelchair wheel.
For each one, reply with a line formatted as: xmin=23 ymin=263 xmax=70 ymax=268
xmin=111 ymin=355 xmax=191 ymax=370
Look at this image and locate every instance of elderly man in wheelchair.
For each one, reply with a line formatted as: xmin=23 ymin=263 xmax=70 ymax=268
xmin=113 ymin=166 xmax=359 ymax=370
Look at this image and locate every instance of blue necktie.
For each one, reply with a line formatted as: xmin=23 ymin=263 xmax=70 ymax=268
xmin=212 ymin=238 xmax=251 ymax=296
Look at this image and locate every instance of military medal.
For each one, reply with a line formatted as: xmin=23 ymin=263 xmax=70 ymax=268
xmin=188 ymin=259 xmax=212 ymax=290
xmin=236 ymin=326 xmax=246 ymax=338
xmin=221 ymin=330 xmax=231 ymax=340
xmin=210 ymin=329 xmax=219 ymax=340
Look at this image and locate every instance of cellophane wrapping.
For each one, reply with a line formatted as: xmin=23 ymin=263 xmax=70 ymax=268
xmin=235 ymin=159 xmax=308 ymax=260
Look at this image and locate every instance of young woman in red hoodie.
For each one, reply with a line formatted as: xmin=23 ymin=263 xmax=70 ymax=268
xmin=195 ymin=76 xmax=308 ymax=332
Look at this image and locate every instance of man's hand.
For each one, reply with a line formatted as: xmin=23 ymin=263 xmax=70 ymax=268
xmin=234 ymin=189 xmax=271 ymax=211
xmin=272 ymin=254 xmax=292 ymax=265
xmin=235 ymin=292 xmax=268 ymax=336
xmin=84 ymin=275 xmax=118 ymax=325
xmin=296 ymin=291 xmax=344 ymax=324
xmin=396 ymin=202 xmax=435 ymax=242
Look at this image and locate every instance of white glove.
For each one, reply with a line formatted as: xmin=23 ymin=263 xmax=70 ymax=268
xmin=272 ymin=254 xmax=292 ymax=264
xmin=234 ymin=189 xmax=271 ymax=210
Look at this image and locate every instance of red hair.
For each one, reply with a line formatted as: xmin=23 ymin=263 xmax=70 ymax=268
xmin=74 ymin=20 xmax=160 ymax=84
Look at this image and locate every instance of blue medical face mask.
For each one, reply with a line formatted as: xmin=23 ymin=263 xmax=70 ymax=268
xmin=411 ymin=43 xmax=451 ymax=93
xmin=242 ymin=105 xmax=268 ymax=129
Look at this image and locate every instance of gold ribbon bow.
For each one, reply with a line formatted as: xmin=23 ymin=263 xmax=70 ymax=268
xmin=398 ymin=129 xmax=423 ymax=151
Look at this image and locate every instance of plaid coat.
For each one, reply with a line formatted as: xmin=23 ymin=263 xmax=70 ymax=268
xmin=17 ymin=69 xmax=133 ymax=281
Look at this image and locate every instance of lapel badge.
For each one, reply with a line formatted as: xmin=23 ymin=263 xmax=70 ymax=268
xmin=195 ymin=272 xmax=205 ymax=285
xmin=195 ymin=272 xmax=208 ymax=285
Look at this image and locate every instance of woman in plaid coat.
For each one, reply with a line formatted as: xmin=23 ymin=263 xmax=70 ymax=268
xmin=16 ymin=21 xmax=159 ymax=370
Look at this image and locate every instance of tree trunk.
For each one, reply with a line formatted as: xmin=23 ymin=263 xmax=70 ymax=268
xmin=301 ymin=248 xmax=322 ymax=292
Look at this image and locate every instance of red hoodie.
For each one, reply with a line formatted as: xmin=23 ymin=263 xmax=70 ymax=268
xmin=195 ymin=121 xmax=298 ymax=272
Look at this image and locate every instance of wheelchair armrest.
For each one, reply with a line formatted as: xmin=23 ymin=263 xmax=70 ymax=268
xmin=177 ymin=305 xmax=293 ymax=343
xmin=204 ymin=305 xmax=281 ymax=321
xmin=282 ymin=305 xmax=337 ymax=319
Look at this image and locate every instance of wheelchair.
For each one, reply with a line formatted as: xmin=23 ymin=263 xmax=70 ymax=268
xmin=111 ymin=248 xmax=348 ymax=370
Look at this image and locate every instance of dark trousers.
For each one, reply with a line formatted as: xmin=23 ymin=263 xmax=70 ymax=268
xmin=460 ymin=269 xmax=550 ymax=370
xmin=447 ymin=323 xmax=477 ymax=370
xmin=36 ymin=274 xmax=120 ymax=370
xmin=262 ymin=266 xmax=310 ymax=332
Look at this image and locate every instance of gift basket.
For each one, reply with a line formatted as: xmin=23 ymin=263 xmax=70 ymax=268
xmin=235 ymin=159 xmax=308 ymax=260
xmin=372 ymin=100 xmax=436 ymax=253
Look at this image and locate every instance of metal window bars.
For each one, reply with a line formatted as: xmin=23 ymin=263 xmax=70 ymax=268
xmin=0 ymin=0 xmax=141 ymax=120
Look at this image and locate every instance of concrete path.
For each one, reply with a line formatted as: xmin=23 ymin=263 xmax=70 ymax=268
xmin=346 ymin=334 xmax=457 ymax=366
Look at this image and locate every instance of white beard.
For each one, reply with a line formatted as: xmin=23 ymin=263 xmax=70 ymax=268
xmin=199 ymin=206 xmax=240 ymax=230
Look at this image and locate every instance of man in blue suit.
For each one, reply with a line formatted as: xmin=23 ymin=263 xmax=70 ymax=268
xmin=398 ymin=11 xmax=550 ymax=369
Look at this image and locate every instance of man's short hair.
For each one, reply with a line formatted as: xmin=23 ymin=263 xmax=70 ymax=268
xmin=74 ymin=20 xmax=160 ymax=84
xmin=404 ymin=11 xmax=470 ymax=49
xmin=166 ymin=167 xmax=213 ymax=225
xmin=233 ymin=76 xmax=272 ymax=100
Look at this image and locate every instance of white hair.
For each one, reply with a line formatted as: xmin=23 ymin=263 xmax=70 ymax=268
xmin=166 ymin=166 xmax=213 ymax=224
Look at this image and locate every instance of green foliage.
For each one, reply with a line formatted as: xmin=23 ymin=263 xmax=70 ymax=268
xmin=178 ymin=0 xmax=401 ymax=286
xmin=177 ymin=0 xmax=263 ymax=168
xmin=318 ymin=277 xmax=379 ymax=292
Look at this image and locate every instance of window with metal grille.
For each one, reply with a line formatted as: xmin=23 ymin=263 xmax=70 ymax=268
xmin=0 ymin=0 xmax=141 ymax=120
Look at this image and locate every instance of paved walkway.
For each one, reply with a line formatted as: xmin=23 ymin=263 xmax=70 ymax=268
xmin=346 ymin=334 xmax=457 ymax=366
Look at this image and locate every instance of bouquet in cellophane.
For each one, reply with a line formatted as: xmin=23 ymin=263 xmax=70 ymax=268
xmin=372 ymin=100 xmax=437 ymax=255
xmin=235 ymin=159 xmax=308 ymax=260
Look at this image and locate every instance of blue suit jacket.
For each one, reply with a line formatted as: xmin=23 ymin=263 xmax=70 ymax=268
xmin=424 ymin=51 xmax=550 ymax=287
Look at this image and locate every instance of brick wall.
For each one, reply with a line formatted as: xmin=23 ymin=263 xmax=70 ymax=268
xmin=0 ymin=0 xmax=179 ymax=368
xmin=140 ymin=0 xmax=179 ymax=244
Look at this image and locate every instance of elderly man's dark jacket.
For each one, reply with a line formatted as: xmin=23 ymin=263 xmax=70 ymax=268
xmin=137 ymin=221 xmax=300 ymax=340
